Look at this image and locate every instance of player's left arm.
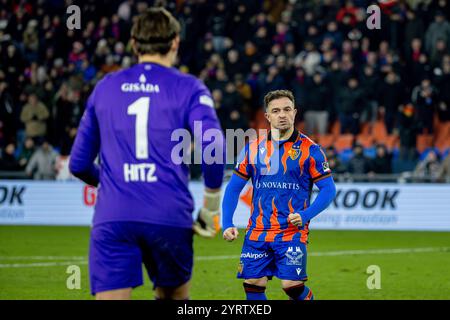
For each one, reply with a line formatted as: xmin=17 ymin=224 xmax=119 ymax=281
xmin=69 ymin=89 xmax=100 ymax=187
xmin=290 ymin=145 xmax=336 ymax=226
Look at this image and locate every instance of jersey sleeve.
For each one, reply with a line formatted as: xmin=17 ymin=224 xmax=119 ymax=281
xmin=308 ymin=144 xmax=332 ymax=183
xmin=69 ymin=86 xmax=101 ymax=186
xmin=186 ymin=79 xmax=225 ymax=189
xmin=233 ymin=143 xmax=252 ymax=180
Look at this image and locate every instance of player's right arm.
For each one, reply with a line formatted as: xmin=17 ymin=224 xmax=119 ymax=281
xmin=69 ymin=87 xmax=100 ymax=187
xmin=222 ymin=144 xmax=252 ymax=241
xmin=188 ymin=80 xmax=225 ymax=237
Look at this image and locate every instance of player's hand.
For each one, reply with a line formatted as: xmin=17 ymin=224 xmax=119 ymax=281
xmin=193 ymin=189 xmax=221 ymax=238
xmin=193 ymin=207 xmax=220 ymax=238
xmin=223 ymin=227 xmax=239 ymax=242
xmin=288 ymin=213 xmax=303 ymax=228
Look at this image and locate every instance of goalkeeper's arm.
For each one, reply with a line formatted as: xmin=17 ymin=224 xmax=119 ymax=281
xmin=191 ymin=121 xmax=225 ymax=238
xmin=188 ymin=88 xmax=225 ymax=237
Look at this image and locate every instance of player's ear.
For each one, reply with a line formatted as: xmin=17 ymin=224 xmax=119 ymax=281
xmin=171 ymin=35 xmax=180 ymax=52
xmin=264 ymin=111 xmax=270 ymax=123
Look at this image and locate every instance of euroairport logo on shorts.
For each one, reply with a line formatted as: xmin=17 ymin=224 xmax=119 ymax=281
xmin=240 ymin=252 xmax=269 ymax=260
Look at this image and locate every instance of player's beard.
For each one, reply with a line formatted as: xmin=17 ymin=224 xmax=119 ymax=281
xmin=271 ymin=122 xmax=293 ymax=140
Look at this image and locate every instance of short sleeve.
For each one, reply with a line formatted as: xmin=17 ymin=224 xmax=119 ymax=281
xmin=308 ymin=145 xmax=332 ymax=183
xmin=233 ymin=143 xmax=252 ymax=180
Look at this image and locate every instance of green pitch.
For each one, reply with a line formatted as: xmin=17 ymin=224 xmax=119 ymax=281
xmin=0 ymin=226 xmax=449 ymax=300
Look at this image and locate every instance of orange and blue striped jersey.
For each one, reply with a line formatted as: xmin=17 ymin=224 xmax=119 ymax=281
xmin=233 ymin=129 xmax=332 ymax=243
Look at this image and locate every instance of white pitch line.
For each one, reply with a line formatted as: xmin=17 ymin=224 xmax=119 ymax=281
xmin=0 ymin=247 xmax=448 ymax=268
xmin=0 ymin=261 xmax=88 ymax=268
xmin=0 ymin=256 xmax=86 ymax=261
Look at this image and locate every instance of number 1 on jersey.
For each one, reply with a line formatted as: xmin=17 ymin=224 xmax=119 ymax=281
xmin=127 ymin=97 xmax=150 ymax=159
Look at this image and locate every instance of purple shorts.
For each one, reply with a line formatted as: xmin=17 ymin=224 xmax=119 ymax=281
xmin=89 ymin=221 xmax=193 ymax=295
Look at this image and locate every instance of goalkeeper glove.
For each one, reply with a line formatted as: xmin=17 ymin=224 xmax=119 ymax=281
xmin=193 ymin=189 xmax=221 ymax=238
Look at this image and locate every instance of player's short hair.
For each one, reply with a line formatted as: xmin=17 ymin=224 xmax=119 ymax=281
xmin=263 ymin=90 xmax=296 ymax=111
xmin=131 ymin=7 xmax=181 ymax=56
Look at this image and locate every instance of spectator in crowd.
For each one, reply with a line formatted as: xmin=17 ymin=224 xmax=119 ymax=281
xmin=404 ymin=10 xmax=425 ymax=57
xmin=348 ymin=143 xmax=371 ymax=175
xmin=25 ymin=140 xmax=58 ymax=180
xmin=20 ymin=93 xmax=49 ymax=143
xmin=360 ymin=65 xmax=379 ymax=129
xmin=378 ymin=71 xmax=403 ymax=134
xmin=413 ymin=149 xmax=441 ymax=182
xmin=304 ymin=72 xmax=330 ymax=135
xmin=0 ymin=80 xmax=16 ymax=145
xmin=412 ymin=78 xmax=438 ymax=134
xmin=234 ymin=74 xmax=252 ymax=115
xmin=434 ymin=56 xmax=450 ymax=122
xmin=325 ymin=146 xmax=346 ymax=174
xmin=398 ymin=103 xmax=419 ymax=161
xmin=437 ymin=152 xmax=450 ymax=182
xmin=370 ymin=144 xmax=392 ymax=174
xmin=0 ymin=143 xmax=20 ymax=171
xmin=338 ymin=77 xmax=364 ymax=135
xmin=17 ymin=137 xmax=35 ymax=169
xmin=290 ymin=67 xmax=307 ymax=112
xmin=425 ymin=11 xmax=450 ymax=59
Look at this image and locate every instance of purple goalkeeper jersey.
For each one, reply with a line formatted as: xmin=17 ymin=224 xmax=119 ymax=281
xmin=69 ymin=62 xmax=225 ymax=228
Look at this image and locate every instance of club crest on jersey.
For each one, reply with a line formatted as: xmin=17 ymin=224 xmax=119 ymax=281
xmin=322 ymin=161 xmax=330 ymax=172
xmin=288 ymin=145 xmax=300 ymax=160
xmin=285 ymin=246 xmax=303 ymax=266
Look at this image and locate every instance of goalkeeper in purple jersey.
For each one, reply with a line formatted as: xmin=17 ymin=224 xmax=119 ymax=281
xmin=69 ymin=8 xmax=225 ymax=300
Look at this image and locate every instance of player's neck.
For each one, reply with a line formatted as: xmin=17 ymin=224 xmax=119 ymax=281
xmin=270 ymin=127 xmax=294 ymax=141
xmin=138 ymin=55 xmax=173 ymax=68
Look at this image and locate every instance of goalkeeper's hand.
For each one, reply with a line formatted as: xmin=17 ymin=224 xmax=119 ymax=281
xmin=193 ymin=189 xmax=221 ymax=238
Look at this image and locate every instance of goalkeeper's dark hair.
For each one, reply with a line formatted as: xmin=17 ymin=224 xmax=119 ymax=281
xmin=263 ymin=90 xmax=296 ymax=111
xmin=131 ymin=7 xmax=180 ymax=56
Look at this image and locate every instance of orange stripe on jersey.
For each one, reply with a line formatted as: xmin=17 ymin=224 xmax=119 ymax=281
xmin=313 ymin=173 xmax=331 ymax=183
xmin=248 ymin=138 xmax=261 ymax=174
xmin=263 ymin=140 xmax=274 ymax=172
xmin=249 ymin=198 xmax=264 ymax=241
xmin=300 ymin=199 xmax=309 ymax=243
xmin=237 ymin=151 xmax=249 ymax=176
xmin=282 ymin=198 xmax=298 ymax=242
xmin=281 ymin=143 xmax=291 ymax=174
xmin=309 ymin=154 xmax=321 ymax=179
xmin=298 ymin=139 xmax=312 ymax=175
xmin=246 ymin=197 xmax=255 ymax=231
xmin=265 ymin=197 xmax=281 ymax=242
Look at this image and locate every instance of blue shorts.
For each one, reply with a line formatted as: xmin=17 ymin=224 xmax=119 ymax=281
xmin=89 ymin=221 xmax=193 ymax=295
xmin=237 ymin=238 xmax=308 ymax=281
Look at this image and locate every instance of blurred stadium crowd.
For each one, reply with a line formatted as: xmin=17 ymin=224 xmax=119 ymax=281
xmin=0 ymin=0 xmax=449 ymax=182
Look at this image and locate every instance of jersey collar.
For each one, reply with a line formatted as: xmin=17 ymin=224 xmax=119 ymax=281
xmin=267 ymin=128 xmax=299 ymax=143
